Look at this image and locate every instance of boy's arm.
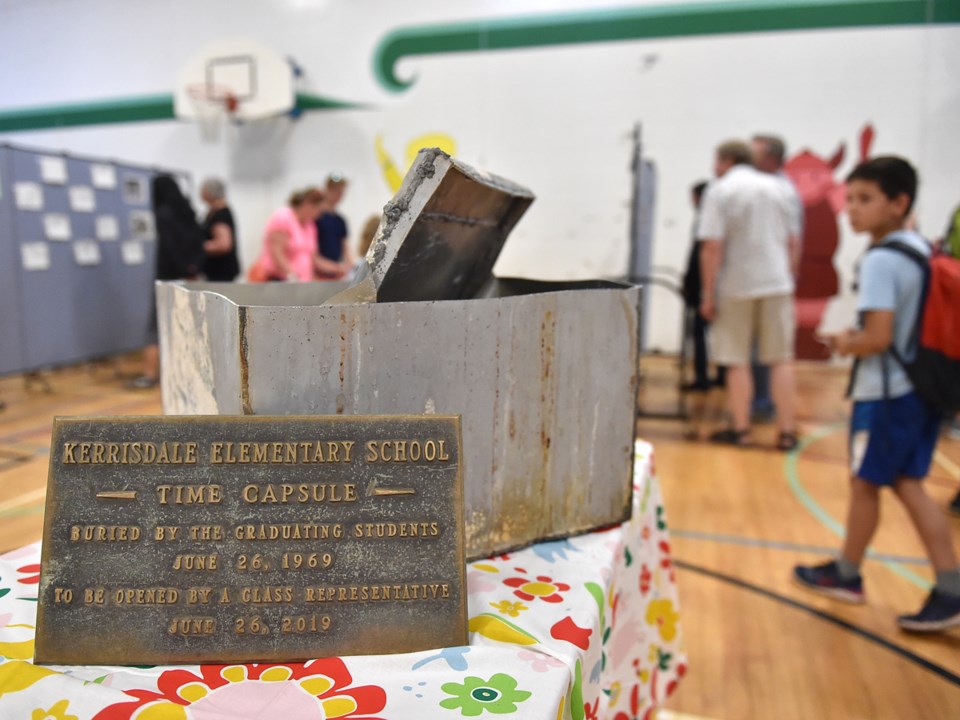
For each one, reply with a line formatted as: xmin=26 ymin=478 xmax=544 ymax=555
xmin=831 ymin=310 xmax=894 ymax=357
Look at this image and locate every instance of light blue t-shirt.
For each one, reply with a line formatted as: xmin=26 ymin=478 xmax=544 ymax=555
xmin=852 ymin=230 xmax=930 ymax=401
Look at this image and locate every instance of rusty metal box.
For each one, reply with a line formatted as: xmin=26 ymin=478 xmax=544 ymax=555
xmin=158 ymin=150 xmax=641 ymax=559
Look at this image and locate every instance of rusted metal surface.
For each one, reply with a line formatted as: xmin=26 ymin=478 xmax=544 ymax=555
xmin=159 ymin=281 xmax=640 ymax=559
xmin=158 ymin=150 xmax=641 ymax=559
xmin=330 ymin=149 xmax=534 ymax=305
xmin=35 ymin=415 xmax=466 ymax=666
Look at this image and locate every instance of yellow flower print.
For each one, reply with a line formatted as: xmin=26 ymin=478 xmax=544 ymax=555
xmin=490 ymin=600 xmax=529 ymax=617
xmin=32 ymin=700 xmax=78 ymax=720
xmin=645 ymin=599 xmax=680 ymax=642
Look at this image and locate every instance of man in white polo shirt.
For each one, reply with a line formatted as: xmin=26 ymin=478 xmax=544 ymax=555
xmin=698 ymin=140 xmax=800 ymax=449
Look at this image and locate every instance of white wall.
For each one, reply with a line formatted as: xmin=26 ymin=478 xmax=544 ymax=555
xmin=1 ymin=0 xmax=957 ymax=352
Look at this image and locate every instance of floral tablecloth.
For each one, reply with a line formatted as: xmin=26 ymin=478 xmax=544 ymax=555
xmin=0 ymin=441 xmax=684 ymax=719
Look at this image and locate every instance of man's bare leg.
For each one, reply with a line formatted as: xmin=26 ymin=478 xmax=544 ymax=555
xmin=771 ymin=360 xmax=797 ymax=434
xmin=724 ymin=364 xmax=753 ymax=432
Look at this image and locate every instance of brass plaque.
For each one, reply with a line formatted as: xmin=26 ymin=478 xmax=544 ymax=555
xmin=35 ymin=415 xmax=466 ymax=665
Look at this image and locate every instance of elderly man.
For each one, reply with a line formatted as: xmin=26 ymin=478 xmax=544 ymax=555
xmin=749 ymin=135 xmax=804 ymax=421
xmin=699 ymin=140 xmax=800 ymax=450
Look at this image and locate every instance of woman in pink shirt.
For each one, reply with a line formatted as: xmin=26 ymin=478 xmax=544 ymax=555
xmin=258 ymin=188 xmax=327 ymax=281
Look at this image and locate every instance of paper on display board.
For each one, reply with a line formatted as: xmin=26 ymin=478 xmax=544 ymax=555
xmin=14 ymin=182 xmax=43 ymax=211
xmin=73 ymin=239 xmax=102 ymax=267
xmin=95 ymin=215 xmax=120 ymax=241
xmin=122 ymin=174 xmax=149 ymax=205
xmin=43 ymin=214 xmax=72 ymax=242
xmin=90 ymin=163 xmax=117 ymax=190
xmin=39 ymin=156 xmax=68 ymax=184
xmin=121 ymin=240 xmax=146 ymax=266
xmin=68 ymin=185 xmax=96 ymax=213
xmin=20 ymin=242 xmax=50 ymax=271
xmin=129 ymin=210 xmax=155 ymax=240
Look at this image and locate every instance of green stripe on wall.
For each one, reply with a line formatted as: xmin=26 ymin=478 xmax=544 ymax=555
xmin=0 ymin=95 xmax=176 ymax=132
xmin=294 ymin=93 xmax=368 ymax=111
xmin=375 ymin=0 xmax=960 ymax=91
xmin=0 ymin=93 xmax=363 ymax=134
xmin=2 ymin=2 xmax=956 ymax=130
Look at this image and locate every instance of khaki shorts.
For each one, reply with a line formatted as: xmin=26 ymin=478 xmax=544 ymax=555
xmin=712 ymin=294 xmax=795 ymax=366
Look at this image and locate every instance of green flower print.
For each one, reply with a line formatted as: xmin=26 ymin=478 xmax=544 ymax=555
xmin=440 ymin=673 xmax=532 ymax=716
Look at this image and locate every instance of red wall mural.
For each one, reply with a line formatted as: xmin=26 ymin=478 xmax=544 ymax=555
xmin=785 ymin=125 xmax=874 ymax=360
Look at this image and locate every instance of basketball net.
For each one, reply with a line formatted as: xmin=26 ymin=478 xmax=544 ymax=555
xmin=186 ymin=83 xmax=239 ymax=143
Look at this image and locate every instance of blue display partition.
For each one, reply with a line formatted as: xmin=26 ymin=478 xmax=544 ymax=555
xmin=0 ymin=143 xmax=191 ymax=375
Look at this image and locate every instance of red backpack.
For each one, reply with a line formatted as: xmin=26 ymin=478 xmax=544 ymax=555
xmin=877 ymin=241 xmax=960 ymax=415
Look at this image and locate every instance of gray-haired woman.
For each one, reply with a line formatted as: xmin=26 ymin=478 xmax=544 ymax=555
xmin=200 ymin=177 xmax=240 ymax=281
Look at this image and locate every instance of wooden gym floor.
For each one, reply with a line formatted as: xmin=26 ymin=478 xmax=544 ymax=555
xmin=1 ymin=355 xmax=958 ymax=718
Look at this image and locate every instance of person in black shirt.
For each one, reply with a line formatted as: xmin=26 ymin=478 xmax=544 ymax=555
xmin=129 ymin=175 xmax=204 ymax=389
xmin=315 ymin=173 xmax=353 ymax=279
xmin=200 ymin=177 xmax=240 ymax=281
xmin=682 ymin=180 xmax=721 ymax=392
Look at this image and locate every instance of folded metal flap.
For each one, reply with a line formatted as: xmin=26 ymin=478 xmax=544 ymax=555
xmin=339 ymin=149 xmax=535 ymax=305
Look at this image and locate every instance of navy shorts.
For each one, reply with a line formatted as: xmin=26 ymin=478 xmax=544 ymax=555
xmin=849 ymin=391 xmax=941 ymax=486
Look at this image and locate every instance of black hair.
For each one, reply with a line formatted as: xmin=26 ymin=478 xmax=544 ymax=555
xmin=691 ymin=181 xmax=708 ymax=201
xmin=846 ymin=156 xmax=918 ymax=215
xmin=151 ymin=174 xmax=196 ymax=225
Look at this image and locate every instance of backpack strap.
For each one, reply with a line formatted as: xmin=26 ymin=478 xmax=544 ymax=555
xmin=845 ymin=240 xmax=931 ymax=399
xmin=874 ymin=241 xmax=931 ymax=370
xmin=877 ymin=240 xmax=929 ymax=273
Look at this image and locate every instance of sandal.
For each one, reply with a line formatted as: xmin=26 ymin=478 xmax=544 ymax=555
xmin=709 ymin=428 xmax=753 ymax=447
xmin=776 ymin=431 xmax=799 ymax=452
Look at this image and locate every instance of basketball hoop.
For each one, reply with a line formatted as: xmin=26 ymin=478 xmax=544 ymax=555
xmin=186 ymin=82 xmax=239 ymax=143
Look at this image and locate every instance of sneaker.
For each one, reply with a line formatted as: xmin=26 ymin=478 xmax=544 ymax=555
xmin=946 ymin=419 xmax=960 ymax=441
xmin=127 ymin=375 xmax=159 ymax=390
xmin=793 ymin=560 xmax=865 ymax=604
xmin=950 ymin=491 xmax=960 ymax=518
xmin=897 ymin=589 xmax=960 ymax=633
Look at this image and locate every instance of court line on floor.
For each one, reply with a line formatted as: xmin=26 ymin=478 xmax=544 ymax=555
xmin=785 ymin=426 xmax=931 ymax=591
xmin=935 ymin=450 xmax=960 ymax=481
xmin=657 ymin=711 xmax=721 ymax=720
xmin=0 ymin=446 xmax=50 ymax=478
xmin=0 ymin=396 xmax=158 ymax=445
xmin=671 ymin=528 xmax=929 ymax=565
xmin=0 ymin=506 xmax=44 ymax=519
xmin=675 ymin=558 xmax=960 ymax=689
xmin=0 ymin=487 xmax=46 ymax=516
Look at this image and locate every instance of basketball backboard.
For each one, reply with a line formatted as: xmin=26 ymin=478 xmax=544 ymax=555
xmin=175 ymin=38 xmax=295 ymax=137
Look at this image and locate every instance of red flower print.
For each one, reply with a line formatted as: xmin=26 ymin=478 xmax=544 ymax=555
xmin=584 ymin=697 xmax=600 ymax=720
xmin=503 ymin=570 xmax=570 ymax=604
xmin=93 ymin=660 xmax=386 ymax=720
xmin=658 ymin=542 xmax=675 ymax=581
xmin=16 ymin=564 xmax=40 ymax=584
xmin=639 ymin=565 xmax=652 ymax=595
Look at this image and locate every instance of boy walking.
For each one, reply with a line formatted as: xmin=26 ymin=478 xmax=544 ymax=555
xmin=793 ymin=156 xmax=960 ymax=632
